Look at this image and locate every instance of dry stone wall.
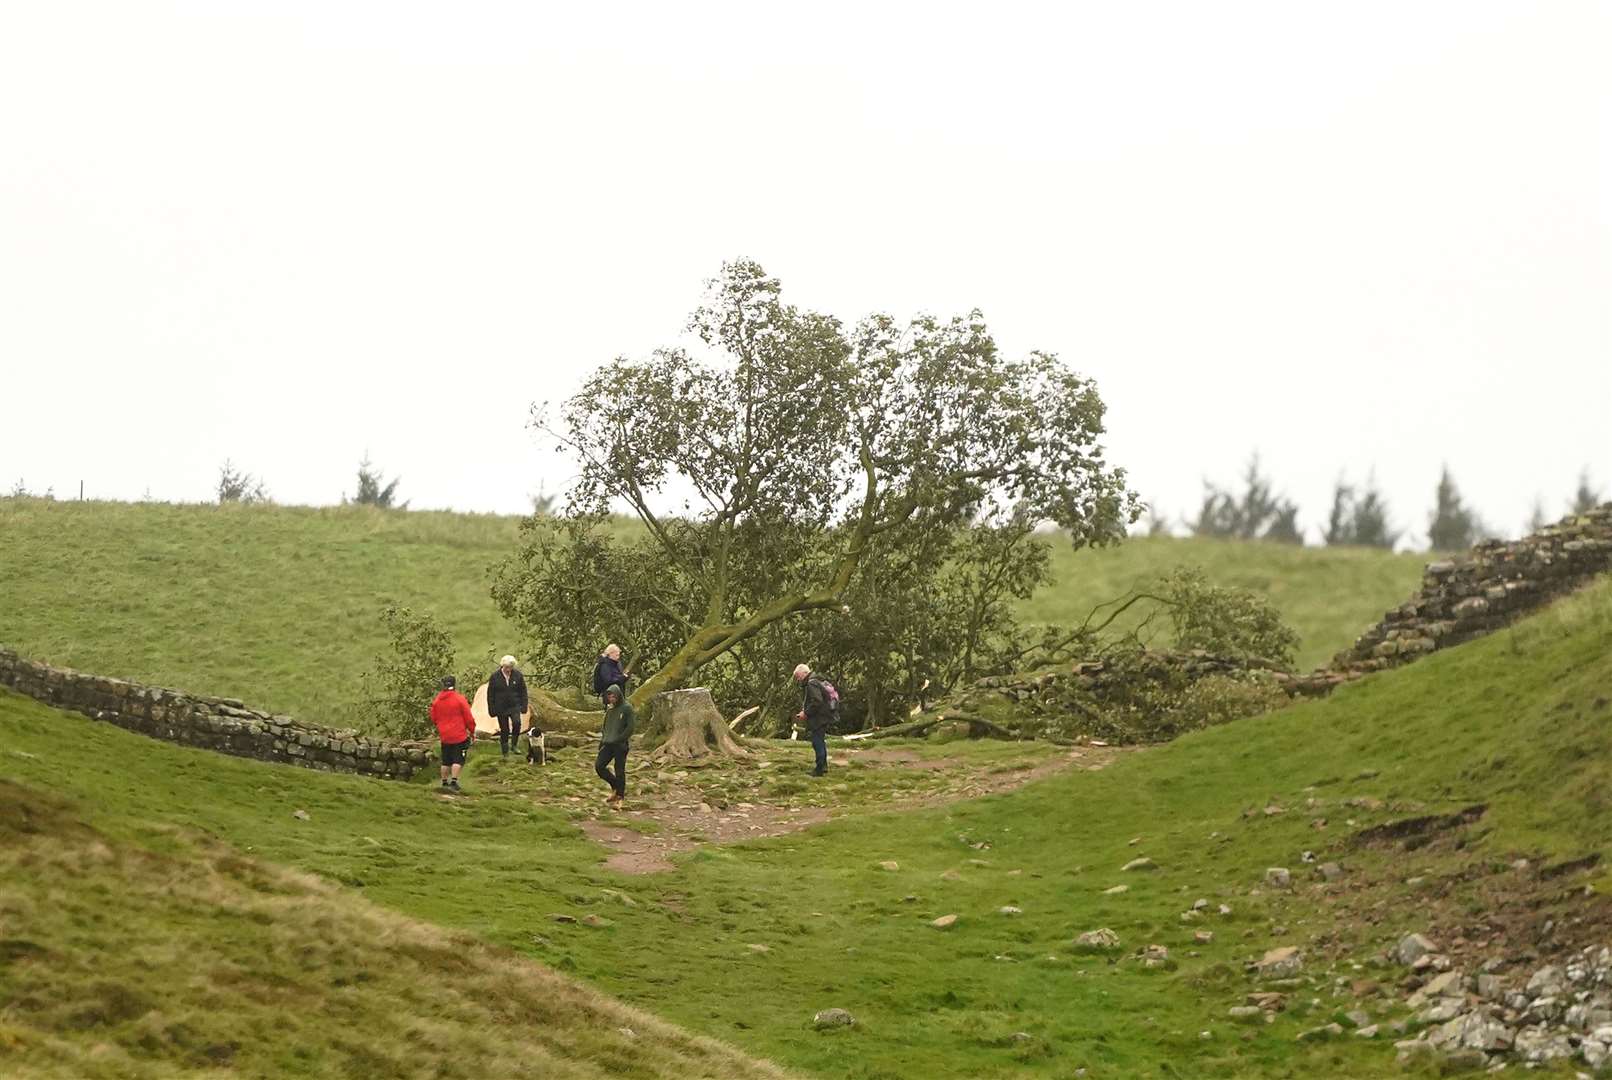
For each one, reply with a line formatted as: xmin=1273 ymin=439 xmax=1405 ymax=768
xmin=0 ymin=647 xmax=434 ymax=780
xmin=1335 ymin=506 xmax=1612 ymax=674
xmin=965 ymin=506 xmax=1612 ymax=722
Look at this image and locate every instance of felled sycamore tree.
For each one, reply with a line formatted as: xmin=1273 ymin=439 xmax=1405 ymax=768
xmin=538 ymin=259 xmax=1138 ymax=712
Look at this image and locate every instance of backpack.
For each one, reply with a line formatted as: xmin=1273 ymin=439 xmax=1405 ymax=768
xmin=812 ymin=676 xmax=842 ymax=723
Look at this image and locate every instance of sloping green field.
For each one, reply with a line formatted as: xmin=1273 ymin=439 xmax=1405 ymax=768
xmin=4 ymin=576 xmax=1607 ymax=1078
xmin=1025 ymin=535 xmax=1426 ymax=671
xmin=0 ymin=499 xmax=1424 ymax=729
xmin=0 ymin=499 xmax=521 ymax=728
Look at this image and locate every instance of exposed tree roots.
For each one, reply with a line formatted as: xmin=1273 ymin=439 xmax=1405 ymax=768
xmin=648 ymin=688 xmax=756 ymax=762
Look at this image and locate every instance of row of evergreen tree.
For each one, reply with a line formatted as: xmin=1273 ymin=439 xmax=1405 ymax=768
xmin=1153 ymin=458 xmax=1603 ymax=552
xmin=206 ymin=450 xmax=1602 ymax=555
xmin=215 ymin=455 xmax=404 ymax=508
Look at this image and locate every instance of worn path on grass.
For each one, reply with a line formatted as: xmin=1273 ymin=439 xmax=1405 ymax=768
xmin=561 ymin=741 xmax=1129 ymax=874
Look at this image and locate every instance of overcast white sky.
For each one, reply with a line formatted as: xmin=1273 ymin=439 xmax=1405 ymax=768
xmin=2 ymin=1 xmax=1607 ymax=544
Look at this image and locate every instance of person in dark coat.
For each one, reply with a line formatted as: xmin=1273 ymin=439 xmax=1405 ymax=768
xmin=595 ymin=683 xmax=636 ymax=807
xmin=591 ymin=643 xmax=628 ymax=703
xmin=488 ymin=655 xmax=529 ymax=756
xmin=793 ymin=663 xmax=832 ymax=777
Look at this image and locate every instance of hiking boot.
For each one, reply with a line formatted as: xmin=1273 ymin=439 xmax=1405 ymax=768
xmin=811 ymin=768 xmax=826 ymax=777
xmin=449 ymin=779 xmax=461 ymax=793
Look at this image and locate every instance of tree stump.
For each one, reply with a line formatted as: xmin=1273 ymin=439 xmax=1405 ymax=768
xmin=648 ymin=688 xmax=754 ymax=762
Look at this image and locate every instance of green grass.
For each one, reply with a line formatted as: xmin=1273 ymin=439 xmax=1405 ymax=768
xmin=1024 ymin=535 xmax=1427 ymax=671
xmin=0 ymin=500 xmax=1424 ymax=733
xmin=0 ymin=499 xmax=521 ymax=727
xmin=0 ymin=783 xmax=794 ymax=1080
xmin=5 ymin=578 xmax=1608 ymax=1077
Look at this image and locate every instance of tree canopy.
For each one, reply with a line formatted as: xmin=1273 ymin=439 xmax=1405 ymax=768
xmin=1571 ymin=469 xmax=1603 ymax=515
xmin=351 ymin=455 xmax=404 ymax=509
xmin=506 ymin=260 xmax=1139 ymax=710
xmin=1191 ymin=455 xmax=1301 ymax=544
xmin=1427 ymin=466 xmax=1485 ymax=552
xmin=1323 ymin=474 xmax=1400 ymax=549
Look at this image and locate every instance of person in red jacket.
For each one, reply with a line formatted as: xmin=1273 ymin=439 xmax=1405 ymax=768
xmin=429 ymin=675 xmax=477 ymax=794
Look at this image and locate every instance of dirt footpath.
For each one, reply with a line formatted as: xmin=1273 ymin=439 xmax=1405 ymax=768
xmin=565 ymin=742 xmax=1126 ymax=875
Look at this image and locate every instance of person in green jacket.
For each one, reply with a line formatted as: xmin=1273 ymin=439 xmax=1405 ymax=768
xmin=595 ymin=683 xmax=636 ymax=807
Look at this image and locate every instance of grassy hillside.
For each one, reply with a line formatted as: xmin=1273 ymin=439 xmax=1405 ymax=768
xmin=0 ymin=499 xmax=521 ymax=727
xmin=0 ymin=782 xmax=793 ymax=1080
xmin=0 ymin=500 xmax=1423 ymax=729
xmin=4 ymin=577 xmax=1608 ymax=1077
xmin=1026 ymin=535 xmax=1426 ymax=671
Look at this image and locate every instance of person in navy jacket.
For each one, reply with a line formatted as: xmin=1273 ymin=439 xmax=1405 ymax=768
xmin=592 ymin=644 xmax=628 ymax=704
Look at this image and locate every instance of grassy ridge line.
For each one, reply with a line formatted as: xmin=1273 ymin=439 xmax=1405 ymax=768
xmin=3 ymin=580 xmax=1609 ymax=1077
xmin=1026 ymin=535 xmax=1426 ymax=671
xmin=0 ymin=781 xmax=796 ymax=1080
xmin=0 ymin=499 xmax=522 ymax=727
xmin=0 ymin=500 xmax=1423 ymax=730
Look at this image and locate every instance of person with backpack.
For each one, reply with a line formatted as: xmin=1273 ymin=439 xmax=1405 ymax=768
xmin=429 ymin=675 xmax=476 ymax=795
xmin=487 ymin=654 xmax=529 ymax=756
xmin=592 ymin=643 xmax=629 ymax=704
xmin=595 ymin=683 xmax=636 ymax=807
xmin=792 ymin=663 xmax=837 ymax=777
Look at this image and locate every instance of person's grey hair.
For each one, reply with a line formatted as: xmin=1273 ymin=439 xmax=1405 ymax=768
xmin=604 ymin=643 xmax=621 ymax=660
xmin=500 ymin=655 xmax=517 ymax=667
xmin=792 ymin=663 xmax=810 ymax=679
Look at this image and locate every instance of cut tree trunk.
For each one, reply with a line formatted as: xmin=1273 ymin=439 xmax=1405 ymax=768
xmin=526 ymin=687 xmax=604 ymax=733
xmin=648 ymin=688 xmax=755 ymax=763
xmin=472 ymin=684 xmax=603 ymax=736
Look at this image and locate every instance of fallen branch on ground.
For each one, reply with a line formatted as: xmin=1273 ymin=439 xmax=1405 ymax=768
xmin=856 ymin=713 xmax=1018 ymax=742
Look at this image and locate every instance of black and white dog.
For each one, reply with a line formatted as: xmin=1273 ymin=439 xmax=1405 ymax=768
xmin=524 ymin=726 xmax=547 ymax=765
